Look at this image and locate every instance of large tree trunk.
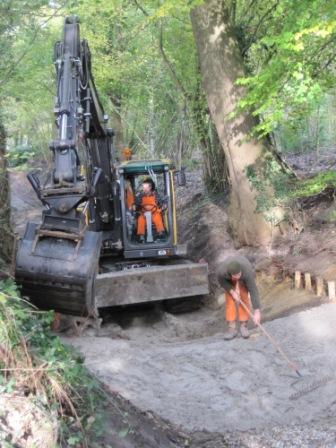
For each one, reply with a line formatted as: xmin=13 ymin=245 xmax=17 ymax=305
xmin=191 ymin=1 xmax=285 ymax=246
xmin=0 ymin=120 xmax=13 ymax=272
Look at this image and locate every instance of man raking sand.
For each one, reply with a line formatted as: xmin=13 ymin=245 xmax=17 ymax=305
xmin=217 ymin=255 xmax=261 ymax=340
xmin=217 ymin=255 xmax=301 ymax=376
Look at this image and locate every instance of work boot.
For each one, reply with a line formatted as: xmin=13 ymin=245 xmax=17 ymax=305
xmin=223 ymin=322 xmax=237 ymax=340
xmin=240 ymin=322 xmax=250 ymax=339
xmin=138 ymin=235 xmax=145 ymax=243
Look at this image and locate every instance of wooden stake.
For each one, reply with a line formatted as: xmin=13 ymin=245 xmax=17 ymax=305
xmin=51 ymin=312 xmax=61 ymax=331
xmin=327 ymin=281 xmax=336 ymax=301
xmin=316 ymin=277 xmax=324 ymax=297
xmin=295 ymin=271 xmax=302 ymax=289
xmin=304 ymin=272 xmax=312 ymax=291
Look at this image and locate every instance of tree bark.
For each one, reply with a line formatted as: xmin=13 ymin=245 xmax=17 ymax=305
xmin=191 ymin=0 xmax=285 ymax=246
xmin=192 ymin=81 xmax=229 ymax=193
xmin=0 ymin=119 xmax=13 ymax=271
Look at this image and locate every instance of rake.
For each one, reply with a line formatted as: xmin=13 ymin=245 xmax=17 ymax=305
xmin=234 ymin=287 xmax=302 ymax=377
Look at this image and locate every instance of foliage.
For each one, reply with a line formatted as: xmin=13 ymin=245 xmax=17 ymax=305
xmin=275 ymin=91 xmax=336 ymax=153
xmin=234 ymin=0 xmax=336 ymax=137
xmin=0 ymin=279 xmax=106 ymax=446
xmin=246 ymin=158 xmax=336 ymax=220
xmin=2 ymin=0 xmax=223 ymax=187
xmin=245 ymin=153 xmax=293 ymax=223
xmin=56 ymin=0 xmax=194 ymax=159
xmin=1 ymin=0 xmax=336 ymax=203
xmin=5 ymin=144 xmax=35 ymax=167
xmin=291 ymin=170 xmax=336 ymax=198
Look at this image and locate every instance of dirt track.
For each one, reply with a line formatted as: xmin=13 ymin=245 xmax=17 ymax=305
xmin=10 ymin=167 xmax=336 ymax=446
xmin=65 ymin=302 xmax=336 ymax=437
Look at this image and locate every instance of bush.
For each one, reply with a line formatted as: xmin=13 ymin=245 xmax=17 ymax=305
xmin=0 ymin=279 xmax=105 ymax=447
xmin=291 ymin=170 xmax=336 ymax=198
xmin=6 ymin=145 xmax=35 ymax=167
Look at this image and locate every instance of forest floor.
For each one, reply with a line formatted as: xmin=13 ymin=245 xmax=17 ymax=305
xmin=8 ymin=149 xmax=336 ymax=447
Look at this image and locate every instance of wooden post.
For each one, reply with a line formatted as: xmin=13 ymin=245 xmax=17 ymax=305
xmin=304 ymin=272 xmax=312 ymax=291
xmin=51 ymin=312 xmax=61 ymax=331
xmin=327 ymin=281 xmax=336 ymax=301
xmin=316 ymin=277 xmax=324 ymax=297
xmin=295 ymin=271 xmax=302 ymax=289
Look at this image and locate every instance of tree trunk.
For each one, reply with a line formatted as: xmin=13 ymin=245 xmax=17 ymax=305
xmin=0 ymin=119 xmax=13 ymax=271
xmin=148 ymin=93 xmax=156 ymax=158
xmin=191 ymin=1 xmax=285 ymax=246
xmin=192 ymin=76 xmax=229 ymax=193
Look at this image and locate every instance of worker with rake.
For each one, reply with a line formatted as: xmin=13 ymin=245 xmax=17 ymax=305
xmin=217 ymin=255 xmax=261 ymax=340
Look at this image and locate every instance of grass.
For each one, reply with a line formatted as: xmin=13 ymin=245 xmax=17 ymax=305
xmin=0 ymin=279 xmax=107 ymax=447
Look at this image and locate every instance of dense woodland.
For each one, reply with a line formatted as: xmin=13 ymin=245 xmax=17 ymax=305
xmin=1 ymin=0 xmax=336 ymax=252
xmin=0 ymin=0 xmax=336 ymax=445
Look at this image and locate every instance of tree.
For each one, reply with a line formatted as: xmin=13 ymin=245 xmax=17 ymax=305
xmin=210 ymin=0 xmax=335 ymax=138
xmin=0 ymin=120 xmax=12 ymax=271
xmin=191 ymin=0 xmax=287 ymax=246
xmin=0 ymin=0 xmax=52 ymax=270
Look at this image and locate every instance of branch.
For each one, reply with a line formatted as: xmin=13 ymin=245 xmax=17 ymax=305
xmin=109 ymin=99 xmax=148 ymax=150
xmin=243 ymin=0 xmax=280 ymax=54
xmin=240 ymin=0 xmax=260 ymax=29
xmin=132 ymin=0 xmax=149 ymax=16
xmin=322 ymin=50 xmax=336 ymax=71
xmin=0 ymin=3 xmax=66 ymax=88
xmin=158 ymin=23 xmax=190 ymax=103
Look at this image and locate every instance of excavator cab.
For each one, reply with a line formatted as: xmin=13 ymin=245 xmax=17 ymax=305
xmin=119 ymin=160 xmax=186 ymax=259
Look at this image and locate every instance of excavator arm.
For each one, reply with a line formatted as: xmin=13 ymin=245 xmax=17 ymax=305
xmin=15 ymin=17 xmax=121 ymax=316
xmin=45 ymin=16 xmax=118 ymax=235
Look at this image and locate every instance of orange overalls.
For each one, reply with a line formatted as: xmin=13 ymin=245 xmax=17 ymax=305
xmin=225 ymin=281 xmax=251 ymax=322
xmin=136 ymin=193 xmax=165 ymax=236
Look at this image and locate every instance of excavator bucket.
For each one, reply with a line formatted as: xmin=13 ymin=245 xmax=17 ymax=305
xmin=15 ymin=223 xmax=101 ymax=316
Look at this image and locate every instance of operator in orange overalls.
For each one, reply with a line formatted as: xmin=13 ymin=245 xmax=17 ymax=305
xmin=135 ymin=178 xmax=165 ymax=243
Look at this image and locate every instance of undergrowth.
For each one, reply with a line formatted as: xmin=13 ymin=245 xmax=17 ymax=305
xmin=0 ymin=279 xmax=106 ymax=447
xmin=291 ymin=170 xmax=336 ymax=198
xmin=246 ymin=158 xmax=336 ymax=221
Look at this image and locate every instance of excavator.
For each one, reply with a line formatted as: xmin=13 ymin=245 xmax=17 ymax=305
xmin=15 ymin=17 xmax=208 ymax=316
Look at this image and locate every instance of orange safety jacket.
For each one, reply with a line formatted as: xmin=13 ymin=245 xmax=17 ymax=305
xmin=136 ymin=192 xmax=165 ymax=235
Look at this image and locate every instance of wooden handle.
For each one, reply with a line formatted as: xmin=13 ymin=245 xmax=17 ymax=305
xmin=235 ymin=285 xmax=301 ymax=376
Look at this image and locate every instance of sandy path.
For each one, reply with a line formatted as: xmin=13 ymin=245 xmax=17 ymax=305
xmin=65 ymin=303 xmax=336 ymax=433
